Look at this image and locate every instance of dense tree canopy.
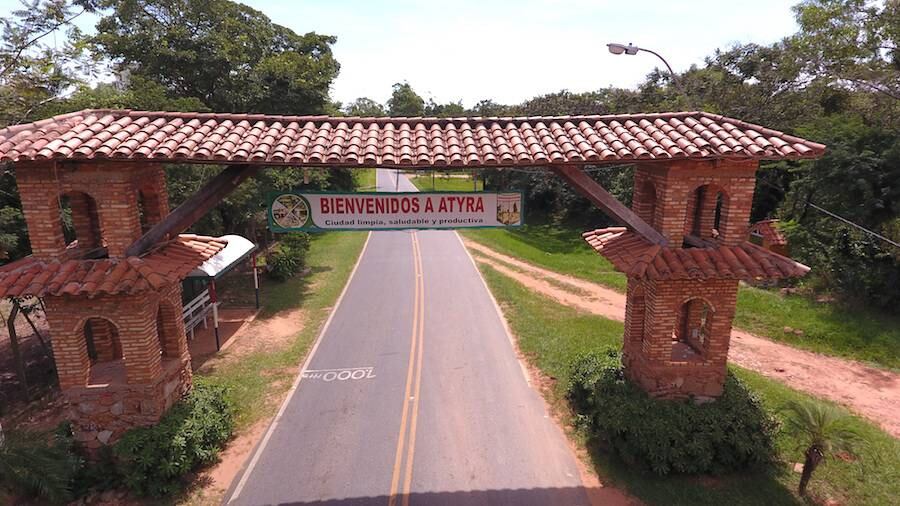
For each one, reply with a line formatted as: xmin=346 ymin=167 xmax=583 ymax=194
xmin=93 ymin=0 xmax=339 ymax=114
xmin=0 ymin=0 xmax=897 ymax=308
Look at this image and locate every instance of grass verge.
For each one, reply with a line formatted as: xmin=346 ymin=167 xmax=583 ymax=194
xmin=353 ymin=168 xmax=377 ymax=191
xmin=409 ymin=173 xmax=484 ymax=192
xmin=198 ymin=231 xmax=367 ymax=429
xmin=462 ymin=226 xmax=900 ymax=370
xmin=478 ymin=263 xmax=900 ymax=506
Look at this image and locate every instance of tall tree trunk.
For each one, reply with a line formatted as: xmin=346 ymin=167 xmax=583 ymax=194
xmin=14 ymin=300 xmax=49 ymax=356
xmin=798 ymin=446 xmax=824 ymax=496
xmin=5 ymin=303 xmax=29 ymax=395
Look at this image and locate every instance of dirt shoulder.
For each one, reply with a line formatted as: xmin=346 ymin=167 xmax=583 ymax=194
xmin=463 ymin=239 xmax=900 ymax=439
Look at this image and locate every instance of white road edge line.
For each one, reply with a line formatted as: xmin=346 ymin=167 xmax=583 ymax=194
xmin=454 ymin=231 xmax=532 ymax=387
xmin=228 ymin=231 xmax=373 ymax=503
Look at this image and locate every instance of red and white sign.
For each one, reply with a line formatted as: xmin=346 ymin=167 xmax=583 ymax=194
xmin=268 ymin=191 xmax=524 ymax=231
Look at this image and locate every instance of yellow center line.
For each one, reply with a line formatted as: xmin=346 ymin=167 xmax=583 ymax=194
xmin=388 ymin=232 xmax=423 ymax=506
xmin=401 ymin=233 xmax=426 ymax=505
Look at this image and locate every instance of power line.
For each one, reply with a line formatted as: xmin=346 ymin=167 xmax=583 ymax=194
xmin=758 ymin=178 xmax=900 ymax=250
xmin=806 ymin=202 xmax=900 ymax=249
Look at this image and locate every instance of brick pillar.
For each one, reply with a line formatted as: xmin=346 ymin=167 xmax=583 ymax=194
xmin=119 ymin=308 xmax=163 ymax=384
xmin=139 ymin=167 xmax=170 ymax=228
xmin=99 ymin=183 xmax=143 ymax=257
xmin=43 ymin=300 xmax=91 ymax=388
xmin=17 ymin=176 xmax=66 ymax=259
xmin=156 ymin=300 xmax=188 ymax=359
xmin=88 ymin=318 xmax=121 ymax=362
xmin=622 ymin=280 xmax=646 ymax=355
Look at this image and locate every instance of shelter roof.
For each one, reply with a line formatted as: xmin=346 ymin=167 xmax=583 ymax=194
xmin=583 ymin=227 xmax=809 ymax=282
xmin=749 ymin=219 xmax=788 ymax=246
xmin=0 ymin=235 xmax=226 ymax=298
xmin=0 ymin=109 xmax=825 ymax=168
xmin=187 ymin=234 xmax=256 ymax=279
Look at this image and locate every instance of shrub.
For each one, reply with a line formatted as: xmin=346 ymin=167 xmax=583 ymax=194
xmin=279 ymin=231 xmax=311 ymax=253
xmin=113 ymin=380 xmax=234 ymax=497
xmin=568 ymin=349 xmax=779 ymax=476
xmin=0 ymin=423 xmax=82 ymax=504
xmin=267 ymin=232 xmax=311 ymax=281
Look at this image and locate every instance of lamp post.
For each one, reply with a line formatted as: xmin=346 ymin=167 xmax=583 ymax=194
xmin=607 ymin=42 xmax=681 ymax=91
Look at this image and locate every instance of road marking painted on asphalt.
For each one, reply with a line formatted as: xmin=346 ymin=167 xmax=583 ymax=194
xmin=401 ymin=232 xmax=426 ymax=506
xmin=303 ymin=366 xmax=377 ymax=381
xmin=227 ymin=231 xmax=372 ymax=504
xmin=388 ymin=231 xmax=426 ymax=506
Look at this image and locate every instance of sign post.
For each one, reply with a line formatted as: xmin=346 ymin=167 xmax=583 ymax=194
xmin=268 ymin=191 xmax=524 ymax=232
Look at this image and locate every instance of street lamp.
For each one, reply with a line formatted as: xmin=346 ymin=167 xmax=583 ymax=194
xmin=607 ymin=42 xmax=680 ymax=90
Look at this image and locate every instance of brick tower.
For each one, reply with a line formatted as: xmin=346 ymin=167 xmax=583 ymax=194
xmin=1 ymin=162 xmax=225 ymax=449
xmin=584 ymin=160 xmax=809 ymax=400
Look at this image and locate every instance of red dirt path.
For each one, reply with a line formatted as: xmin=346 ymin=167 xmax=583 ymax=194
xmin=463 ymin=239 xmax=900 ymax=438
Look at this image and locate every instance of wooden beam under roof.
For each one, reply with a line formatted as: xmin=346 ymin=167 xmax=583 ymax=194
xmin=125 ymin=164 xmax=259 ymax=257
xmin=550 ymin=164 xmax=667 ymax=246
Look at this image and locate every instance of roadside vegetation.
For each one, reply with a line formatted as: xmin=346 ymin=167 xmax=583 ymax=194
xmin=202 ymin=231 xmax=367 ymax=430
xmin=477 ymin=263 xmax=900 ymax=506
xmin=0 ymin=231 xmax=367 ymax=503
xmin=409 ymin=172 xmax=484 ymax=192
xmin=352 ymin=168 xmax=377 ymax=191
xmin=463 ymin=225 xmax=900 ymax=370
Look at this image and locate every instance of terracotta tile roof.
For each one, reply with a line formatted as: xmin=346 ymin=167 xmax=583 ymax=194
xmin=0 ymin=235 xmax=226 ymax=298
xmin=583 ymin=227 xmax=809 ymax=281
xmin=0 ymin=109 xmax=826 ymax=168
xmin=749 ymin=219 xmax=788 ymax=246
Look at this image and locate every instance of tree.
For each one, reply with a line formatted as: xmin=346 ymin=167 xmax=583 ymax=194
xmin=344 ymin=97 xmax=385 ymax=117
xmin=0 ymin=0 xmax=97 ymax=127
xmin=793 ymin=0 xmax=900 ymax=104
xmin=386 ymin=82 xmax=424 ymax=116
xmin=781 ymin=400 xmax=863 ymax=497
xmin=424 ymin=99 xmax=464 ymax=117
xmin=93 ymin=0 xmax=340 ymax=114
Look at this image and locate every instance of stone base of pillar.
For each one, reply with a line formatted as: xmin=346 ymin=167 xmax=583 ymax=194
xmin=64 ymin=357 xmax=192 ymax=453
xmin=623 ymin=352 xmax=726 ymax=400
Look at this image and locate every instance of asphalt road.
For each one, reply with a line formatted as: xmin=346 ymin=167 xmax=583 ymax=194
xmin=227 ymin=169 xmax=590 ymax=505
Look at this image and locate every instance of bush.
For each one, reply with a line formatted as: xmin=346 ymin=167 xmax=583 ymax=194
xmin=568 ymin=349 xmax=779 ymax=476
xmin=267 ymin=232 xmax=311 ymax=281
xmin=0 ymin=423 xmax=83 ymax=504
xmin=279 ymin=231 xmax=311 ymax=253
xmin=113 ymin=380 xmax=234 ymax=497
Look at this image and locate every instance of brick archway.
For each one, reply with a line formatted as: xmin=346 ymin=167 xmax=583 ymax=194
xmin=55 ymin=191 xmax=105 ymax=255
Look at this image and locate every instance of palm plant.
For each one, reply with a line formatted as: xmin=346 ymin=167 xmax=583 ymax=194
xmin=781 ymin=400 xmax=863 ymax=497
xmin=0 ymin=424 xmax=79 ymax=503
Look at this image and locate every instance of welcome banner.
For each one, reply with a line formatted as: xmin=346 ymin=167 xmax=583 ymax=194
xmin=268 ymin=191 xmax=524 ymax=232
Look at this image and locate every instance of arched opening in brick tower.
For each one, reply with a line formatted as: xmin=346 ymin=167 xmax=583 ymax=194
xmin=685 ymin=184 xmax=729 ymax=244
xmin=83 ymin=317 xmax=124 ymax=384
xmin=671 ymin=298 xmax=713 ymax=361
xmin=155 ymin=301 xmax=180 ymax=359
xmin=57 ymin=191 xmax=104 ymax=252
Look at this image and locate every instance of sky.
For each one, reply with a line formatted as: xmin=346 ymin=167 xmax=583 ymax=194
xmin=0 ymin=0 xmax=800 ymax=108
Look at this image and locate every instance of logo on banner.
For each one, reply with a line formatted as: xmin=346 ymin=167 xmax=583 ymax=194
xmin=271 ymin=194 xmax=311 ymax=229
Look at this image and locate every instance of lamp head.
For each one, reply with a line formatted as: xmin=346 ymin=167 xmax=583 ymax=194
xmin=607 ymin=43 xmax=639 ymax=55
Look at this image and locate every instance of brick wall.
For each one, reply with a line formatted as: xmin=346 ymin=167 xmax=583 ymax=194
xmin=16 ymin=162 xmax=168 ymax=259
xmin=632 ymin=160 xmax=757 ymax=246
xmin=622 ymin=277 xmax=739 ymax=399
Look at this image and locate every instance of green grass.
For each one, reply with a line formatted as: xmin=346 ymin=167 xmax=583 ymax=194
xmin=462 ymin=225 xmax=627 ymax=291
xmin=463 ymin=226 xmax=900 ymax=370
xmin=198 ymin=231 xmax=367 ymax=429
xmin=352 ymin=168 xmax=377 ymax=191
xmin=735 ymin=286 xmax=900 ymax=369
xmin=478 ymin=264 xmax=900 ymax=506
xmin=409 ymin=173 xmax=484 ymax=192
